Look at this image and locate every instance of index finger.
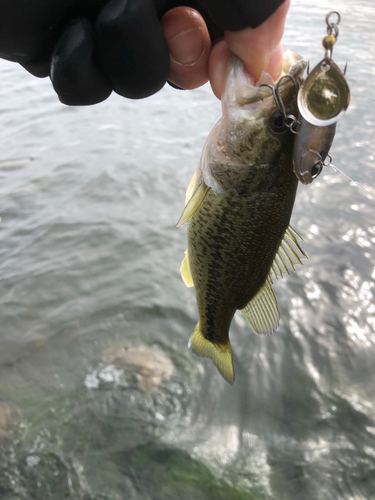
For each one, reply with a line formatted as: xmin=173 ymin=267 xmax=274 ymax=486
xmin=225 ymin=0 xmax=290 ymax=81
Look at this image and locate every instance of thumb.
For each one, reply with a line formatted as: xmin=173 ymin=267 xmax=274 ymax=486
xmin=224 ymin=0 xmax=290 ymax=81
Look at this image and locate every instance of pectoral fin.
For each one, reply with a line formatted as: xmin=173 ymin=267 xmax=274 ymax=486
xmin=180 ymin=250 xmax=194 ymax=287
xmin=188 ymin=323 xmax=234 ymax=384
xmin=241 ymin=277 xmax=280 ymax=335
xmin=176 ymin=181 xmax=209 ymax=227
xmin=185 ymin=168 xmax=197 ymax=205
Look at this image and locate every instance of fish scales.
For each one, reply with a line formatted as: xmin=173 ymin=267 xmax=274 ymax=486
xmin=188 ymin=160 xmax=298 ymax=345
xmin=178 ymin=52 xmax=308 ymax=384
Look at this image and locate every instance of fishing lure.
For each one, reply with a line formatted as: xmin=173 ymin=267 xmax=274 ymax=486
xmin=293 ymin=11 xmax=350 ymax=184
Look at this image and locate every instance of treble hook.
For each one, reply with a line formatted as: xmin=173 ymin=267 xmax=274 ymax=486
xmin=260 ymin=75 xmax=300 ymax=133
xmin=275 ymin=75 xmax=296 ymax=114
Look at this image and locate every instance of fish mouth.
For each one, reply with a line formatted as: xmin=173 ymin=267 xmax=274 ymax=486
xmin=224 ymin=51 xmax=308 ymax=109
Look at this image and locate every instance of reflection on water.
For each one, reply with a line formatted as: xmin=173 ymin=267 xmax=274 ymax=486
xmin=1 ymin=0 xmax=375 ymax=498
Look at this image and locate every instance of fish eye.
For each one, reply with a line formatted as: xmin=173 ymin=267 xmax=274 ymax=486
xmin=270 ymin=110 xmax=289 ymax=134
xmin=311 ymin=162 xmax=323 ymax=179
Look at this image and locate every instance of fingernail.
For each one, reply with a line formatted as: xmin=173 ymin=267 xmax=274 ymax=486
xmin=168 ymin=27 xmax=204 ymax=66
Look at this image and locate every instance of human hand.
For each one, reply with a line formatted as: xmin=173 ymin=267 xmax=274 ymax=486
xmin=162 ymin=1 xmax=291 ymax=99
xmin=0 ymin=0 xmax=290 ymax=105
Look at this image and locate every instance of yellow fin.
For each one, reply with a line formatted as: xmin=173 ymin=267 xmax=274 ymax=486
xmin=241 ymin=277 xmax=280 ymax=335
xmin=176 ymin=182 xmax=209 ymax=227
xmin=271 ymin=225 xmax=308 ymax=280
xmin=188 ymin=323 xmax=234 ymax=385
xmin=180 ymin=250 xmax=194 ymax=287
xmin=185 ymin=168 xmax=197 ymax=206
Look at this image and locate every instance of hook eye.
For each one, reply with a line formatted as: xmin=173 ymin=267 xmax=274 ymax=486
xmin=323 ymin=153 xmax=333 ymax=167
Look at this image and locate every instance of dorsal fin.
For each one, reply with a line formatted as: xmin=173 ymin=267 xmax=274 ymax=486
xmin=241 ymin=277 xmax=280 ymax=335
xmin=180 ymin=250 xmax=194 ymax=287
xmin=270 ymin=226 xmax=307 ymax=280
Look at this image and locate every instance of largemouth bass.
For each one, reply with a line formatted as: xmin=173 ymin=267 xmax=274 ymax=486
xmin=178 ymin=52 xmax=308 ymax=384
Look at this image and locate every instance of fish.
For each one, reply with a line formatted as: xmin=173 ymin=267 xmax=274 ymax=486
xmin=177 ymin=52 xmax=308 ymax=384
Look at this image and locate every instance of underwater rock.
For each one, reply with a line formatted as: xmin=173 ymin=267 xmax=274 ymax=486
xmin=0 ymin=402 xmax=22 ymax=436
xmin=101 ymin=343 xmax=175 ymax=393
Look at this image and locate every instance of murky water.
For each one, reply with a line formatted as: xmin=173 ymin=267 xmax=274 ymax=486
xmin=1 ymin=1 xmax=375 ymax=498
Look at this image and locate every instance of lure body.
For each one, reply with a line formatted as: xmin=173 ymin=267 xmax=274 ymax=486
xmin=293 ymin=12 xmax=350 ymax=184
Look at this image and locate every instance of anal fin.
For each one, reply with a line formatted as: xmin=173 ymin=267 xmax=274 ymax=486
xmin=188 ymin=323 xmax=234 ymax=384
xmin=241 ymin=277 xmax=280 ymax=335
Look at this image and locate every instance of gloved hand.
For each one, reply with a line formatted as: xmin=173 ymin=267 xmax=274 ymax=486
xmin=0 ymin=0 xmax=286 ymax=105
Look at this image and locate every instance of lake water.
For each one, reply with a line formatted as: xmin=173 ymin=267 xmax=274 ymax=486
xmin=1 ymin=0 xmax=375 ymax=499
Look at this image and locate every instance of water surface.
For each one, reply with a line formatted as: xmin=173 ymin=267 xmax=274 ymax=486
xmin=1 ymin=1 xmax=375 ymax=498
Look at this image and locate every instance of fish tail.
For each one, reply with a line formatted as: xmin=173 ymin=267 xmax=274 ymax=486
xmin=188 ymin=323 xmax=234 ymax=385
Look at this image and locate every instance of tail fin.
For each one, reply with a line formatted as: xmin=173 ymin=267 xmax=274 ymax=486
xmin=188 ymin=323 xmax=234 ymax=385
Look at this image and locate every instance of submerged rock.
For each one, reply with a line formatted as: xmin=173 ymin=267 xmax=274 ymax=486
xmin=0 ymin=402 xmax=22 ymax=436
xmin=101 ymin=343 xmax=175 ymax=393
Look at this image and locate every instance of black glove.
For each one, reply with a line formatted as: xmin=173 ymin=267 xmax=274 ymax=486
xmin=0 ymin=0 xmax=285 ymax=105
